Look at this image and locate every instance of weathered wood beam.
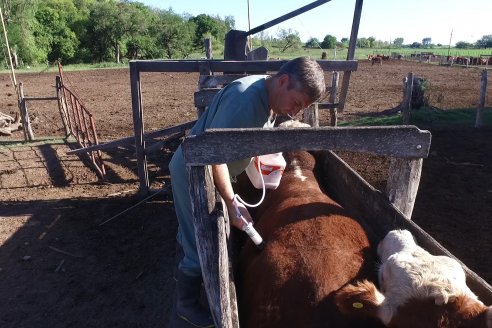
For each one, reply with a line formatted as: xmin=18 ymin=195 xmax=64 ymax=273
xmin=386 ymin=158 xmax=423 ymax=218
xmin=182 ymin=126 xmax=431 ymax=165
xmin=131 ymin=60 xmax=358 ymax=74
xmin=188 ymin=165 xmax=239 ymax=327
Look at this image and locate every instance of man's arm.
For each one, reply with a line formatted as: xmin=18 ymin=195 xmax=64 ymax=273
xmin=212 ymin=164 xmax=252 ymax=230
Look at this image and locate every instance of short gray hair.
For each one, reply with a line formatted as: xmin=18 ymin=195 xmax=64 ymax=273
xmin=277 ymin=57 xmax=325 ymax=102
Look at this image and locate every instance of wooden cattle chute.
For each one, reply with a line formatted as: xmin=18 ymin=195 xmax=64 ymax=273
xmin=182 ymin=126 xmax=492 ymax=327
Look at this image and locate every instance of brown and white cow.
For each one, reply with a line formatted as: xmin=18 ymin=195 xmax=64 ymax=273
xmin=237 ymin=122 xmax=383 ymax=327
xmin=335 ymin=229 xmax=492 ymax=327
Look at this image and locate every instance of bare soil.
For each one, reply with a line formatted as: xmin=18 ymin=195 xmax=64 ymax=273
xmin=0 ymin=59 xmax=491 ymax=327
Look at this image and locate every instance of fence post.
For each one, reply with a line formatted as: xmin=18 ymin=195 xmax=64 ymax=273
xmin=475 ymin=70 xmax=488 ymax=128
xmin=329 ymin=71 xmax=339 ymax=126
xmin=386 ymin=158 xmax=423 ymax=219
xmin=402 ymin=72 xmax=414 ymax=125
xmin=303 ymin=103 xmax=319 ymax=127
xmin=204 ymin=38 xmax=213 ymax=59
xmin=18 ymin=82 xmax=34 ymax=141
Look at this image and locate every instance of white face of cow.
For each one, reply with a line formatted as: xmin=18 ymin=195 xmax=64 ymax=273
xmin=377 ymin=229 xmax=416 ymax=262
xmin=336 ymin=229 xmax=490 ymax=327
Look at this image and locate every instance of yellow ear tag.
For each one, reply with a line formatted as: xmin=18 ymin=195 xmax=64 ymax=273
xmin=352 ymin=302 xmax=364 ymax=309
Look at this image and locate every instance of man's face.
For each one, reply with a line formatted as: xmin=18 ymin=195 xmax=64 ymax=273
xmin=270 ymin=74 xmax=312 ymax=117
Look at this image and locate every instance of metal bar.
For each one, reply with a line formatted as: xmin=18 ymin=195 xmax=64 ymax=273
xmin=24 ymin=96 xmax=59 ymax=101
xmin=130 ymin=61 xmax=150 ymax=195
xmin=338 ymin=0 xmax=363 ymax=112
xmin=246 ymin=0 xmax=332 ymax=36
xmin=69 ymin=93 xmax=81 ymax=142
xmin=66 ymin=120 xmax=196 ymax=155
xmin=55 ymin=76 xmax=70 ymax=136
xmin=347 ymin=0 xmax=363 ymax=60
xmin=73 ymin=96 xmax=86 ymax=147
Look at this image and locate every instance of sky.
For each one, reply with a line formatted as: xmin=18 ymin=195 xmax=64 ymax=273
xmin=138 ymin=0 xmax=491 ymax=46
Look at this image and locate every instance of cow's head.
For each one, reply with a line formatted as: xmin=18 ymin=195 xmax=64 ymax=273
xmin=377 ymin=229 xmax=416 ymax=261
xmin=335 ymin=280 xmax=492 ymax=327
xmin=335 ymin=230 xmax=491 ymax=327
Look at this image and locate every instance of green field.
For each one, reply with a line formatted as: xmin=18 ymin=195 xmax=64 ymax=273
xmin=339 ymin=107 xmax=492 ymax=129
xmin=266 ymin=47 xmax=492 ymax=61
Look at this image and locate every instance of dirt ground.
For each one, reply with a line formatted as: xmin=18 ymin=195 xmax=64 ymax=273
xmin=0 ymin=59 xmax=491 ymax=327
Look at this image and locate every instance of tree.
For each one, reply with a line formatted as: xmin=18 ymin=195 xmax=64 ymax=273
xmin=410 ymin=42 xmax=422 ymax=48
xmin=1 ymin=0 xmax=47 ymax=65
xmin=154 ymin=10 xmax=194 ymax=59
xmin=393 ymin=37 xmax=404 ymax=47
xmin=122 ymin=2 xmax=158 ymax=60
xmin=305 ymin=37 xmax=320 ymax=49
xmin=276 ymin=28 xmax=302 ymax=52
xmin=35 ymin=0 xmax=80 ymax=63
xmin=85 ymin=1 xmax=132 ymax=62
xmin=189 ymin=14 xmax=225 ymax=50
xmin=455 ymin=41 xmax=472 ymax=49
xmin=476 ymin=35 xmax=492 ymax=48
xmin=422 ymin=37 xmax=432 ymax=47
xmin=321 ymin=34 xmax=337 ymax=49
xmin=367 ymin=36 xmax=376 ymax=48
xmin=357 ymin=37 xmax=370 ymax=48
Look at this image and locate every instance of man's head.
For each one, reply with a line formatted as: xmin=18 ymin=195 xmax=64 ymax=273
xmin=267 ymin=57 xmax=325 ymax=117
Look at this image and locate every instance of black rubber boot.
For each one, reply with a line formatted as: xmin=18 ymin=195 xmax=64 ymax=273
xmin=175 ymin=270 xmax=215 ymax=328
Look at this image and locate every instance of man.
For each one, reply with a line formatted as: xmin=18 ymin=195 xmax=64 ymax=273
xmin=169 ymin=57 xmax=325 ymax=327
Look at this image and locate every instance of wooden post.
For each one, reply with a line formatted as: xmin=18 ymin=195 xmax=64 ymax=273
xmin=402 ymin=72 xmax=414 ymax=124
xmin=337 ymin=0 xmax=363 ymax=112
xmin=303 ymin=103 xmax=319 ymax=127
xmin=204 ymin=38 xmax=213 ymax=59
xmin=187 ymin=164 xmax=239 ymax=328
xmin=224 ymin=30 xmax=248 ymax=61
xmin=18 ymin=82 xmax=34 ymax=141
xmin=386 ymin=158 xmax=423 ymax=219
xmin=475 ymin=70 xmax=487 ymax=128
xmin=330 ymin=71 xmax=339 ymax=126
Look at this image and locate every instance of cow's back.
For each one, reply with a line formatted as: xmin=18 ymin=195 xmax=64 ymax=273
xmin=237 ymin=151 xmax=383 ymax=328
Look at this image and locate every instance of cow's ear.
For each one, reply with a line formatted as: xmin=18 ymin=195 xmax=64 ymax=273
xmin=334 ymin=280 xmax=389 ymax=323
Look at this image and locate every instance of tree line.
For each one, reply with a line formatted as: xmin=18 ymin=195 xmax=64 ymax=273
xmin=1 ymin=0 xmax=235 ymax=66
xmin=1 ymin=0 xmax=490 ymax=67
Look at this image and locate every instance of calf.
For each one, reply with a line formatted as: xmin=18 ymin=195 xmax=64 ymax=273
xmin=335 ymin=229 xmax=492 ymax=327
xmin=237 ymin=132 xmax=383 ymax=327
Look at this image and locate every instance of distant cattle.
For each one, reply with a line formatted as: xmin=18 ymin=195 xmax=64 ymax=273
xmin=335 ymin=229 xmax=492 ymax=327
xmin=368 ymin=54 xmax=383 ymax=66
xmin=238 ymin=120 xmax=383 ymax=328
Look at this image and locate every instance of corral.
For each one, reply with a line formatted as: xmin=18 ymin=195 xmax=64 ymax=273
xmin=0 ymin=59 xmax=491 ymax=327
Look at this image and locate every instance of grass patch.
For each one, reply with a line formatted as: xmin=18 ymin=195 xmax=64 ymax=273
xmin=339 ymin=107 xmax=492 ymax=129
xmin=2 ymin=62 xmax=129 ymax=74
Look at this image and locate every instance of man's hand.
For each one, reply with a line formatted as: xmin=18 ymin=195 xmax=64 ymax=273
xmin=227 ymin=199 xmax=253 ymax=231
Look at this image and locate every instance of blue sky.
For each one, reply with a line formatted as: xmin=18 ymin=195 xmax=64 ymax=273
xmin=138 ymin=0 xmax=491 ymax=46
